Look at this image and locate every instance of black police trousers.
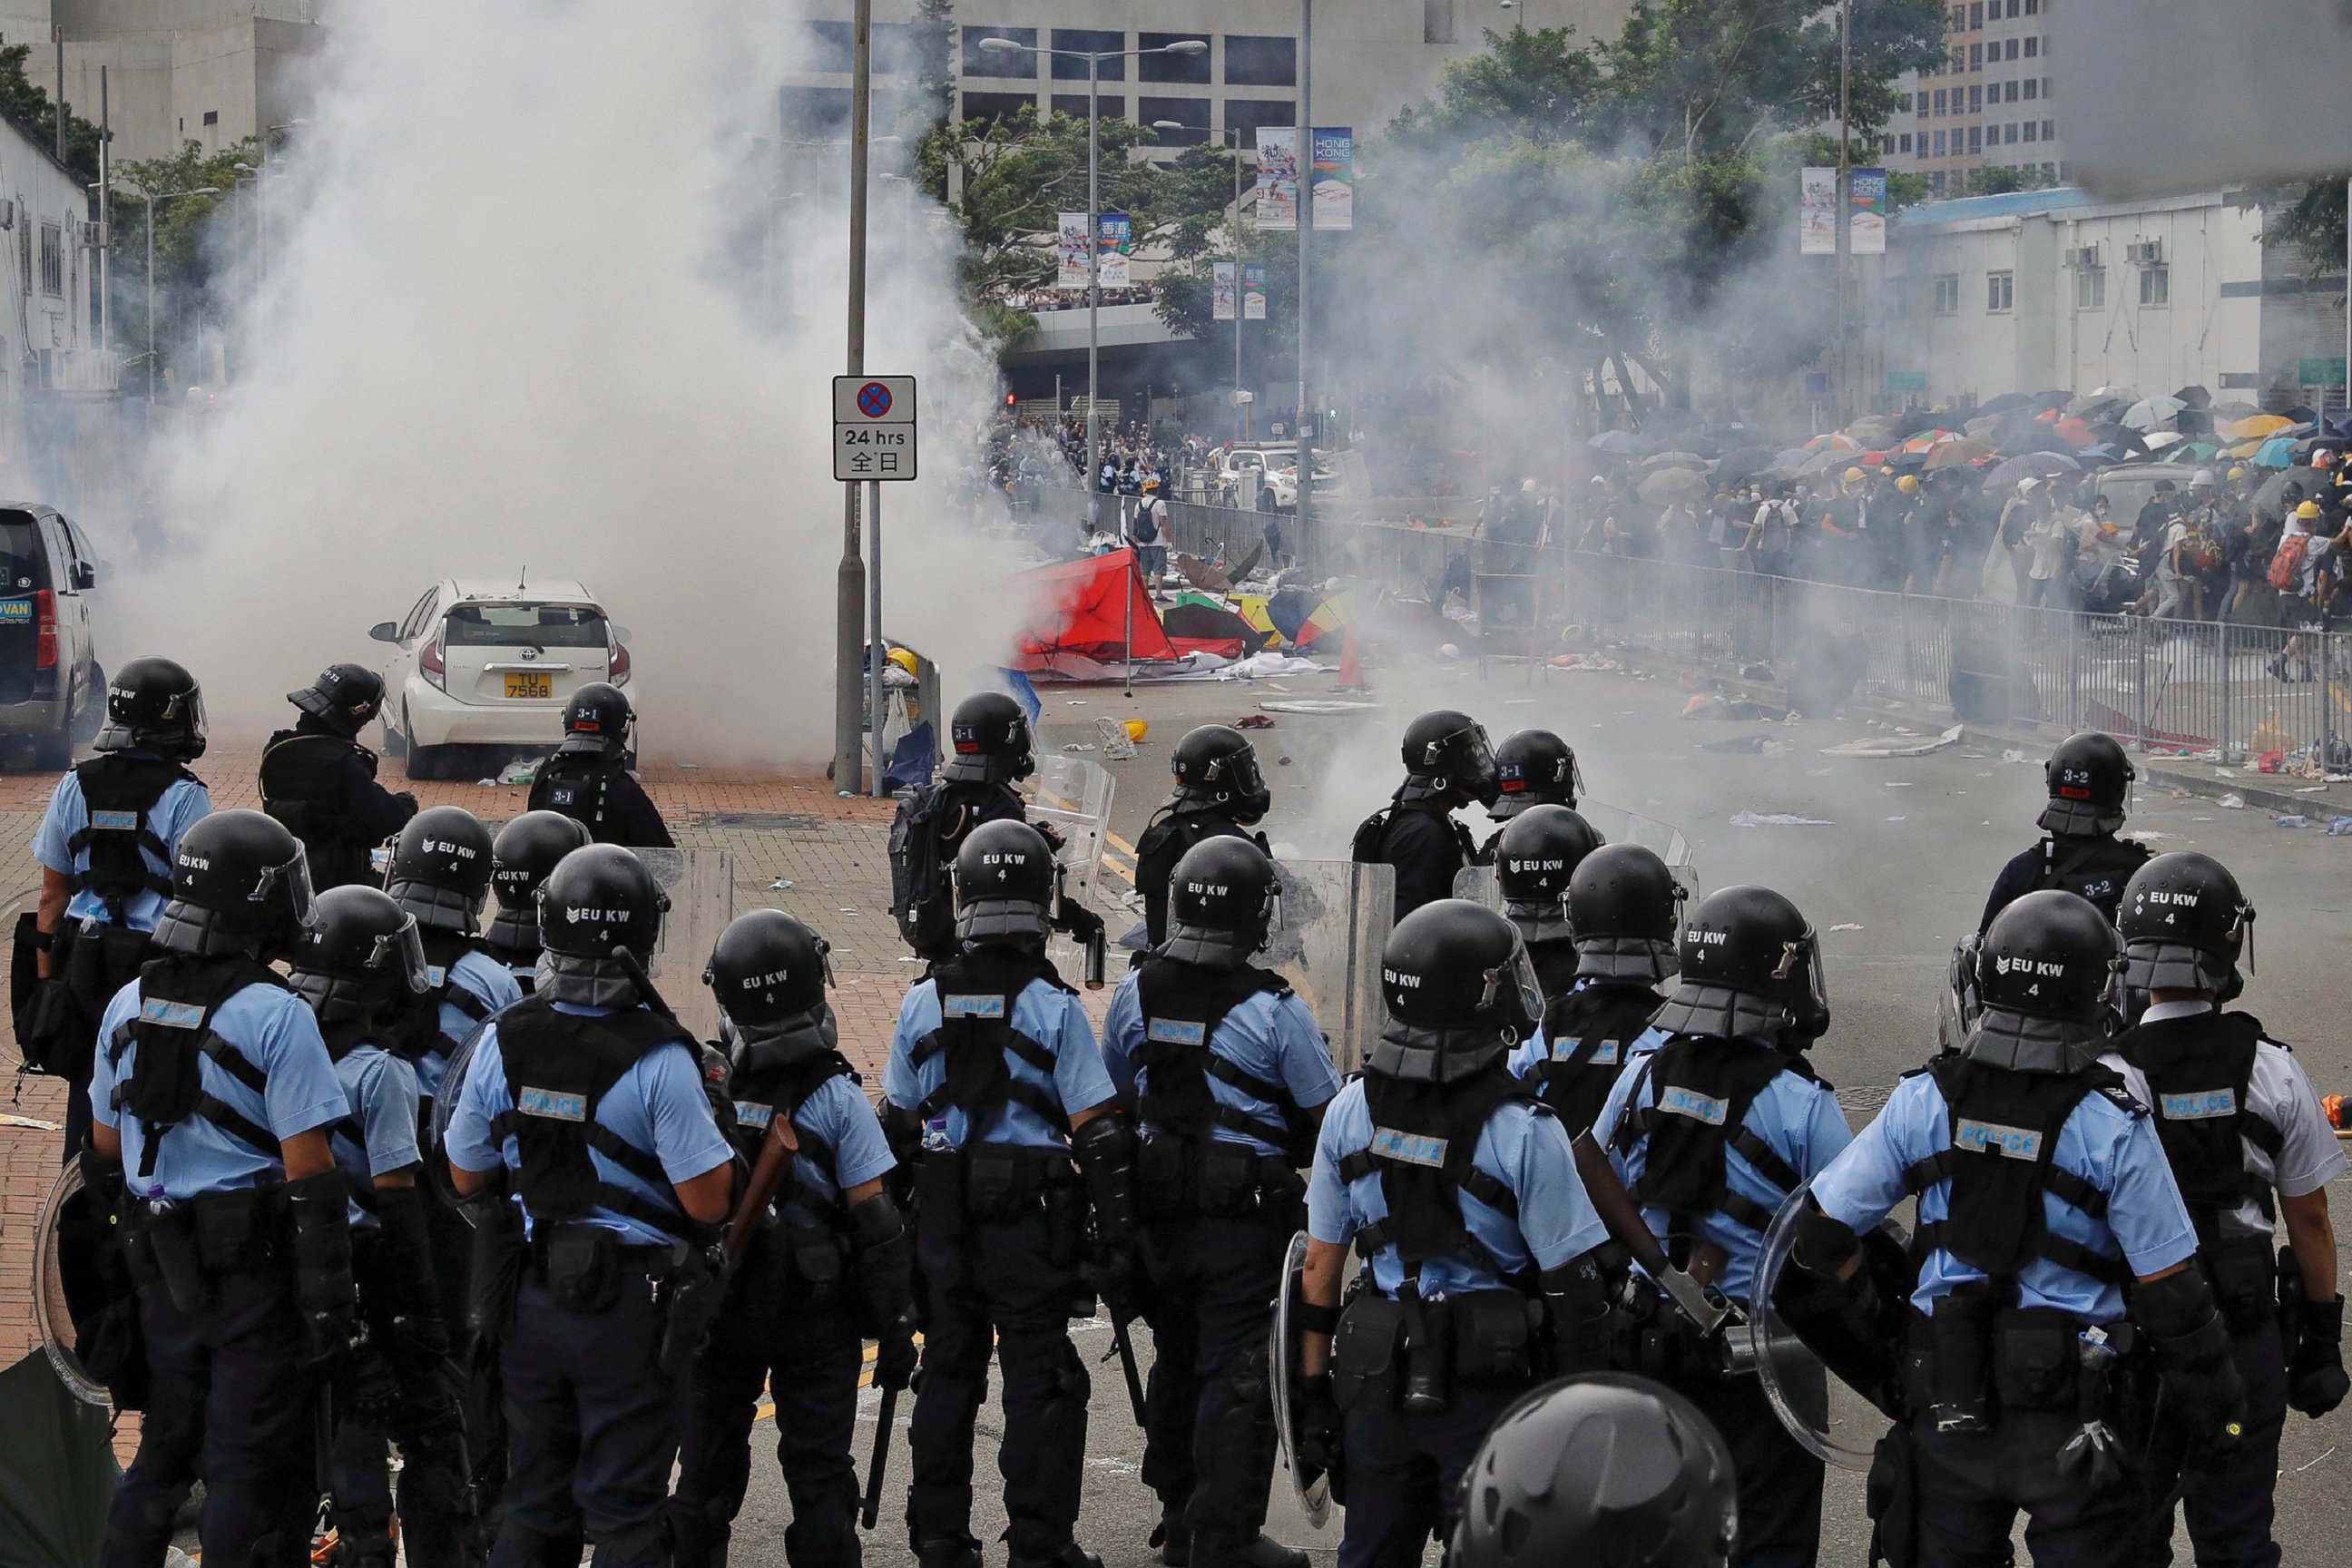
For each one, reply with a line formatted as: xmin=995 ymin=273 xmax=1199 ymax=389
xmin=1685 ymin=1371 xmax=1825 ymax=1568
xmin=2134 ymin=1320 xmax=2288 ymax=1568
xmin=103 ymin=1268 xmax=313 ymax=1568
xmin=1336 ymin=1384 xmax=1520 ymax=1568
xmin=1139 ymin=1210 xmax=1289 ymax=1567
xmin=1913 ymin=1408 xmax=2141 ymax=1568
xmin=671 ymin=1260 xmax=868 ymax=1568
xmin=909 ymin=1202 xmax=1090 ymax=1554
xmin=492 ymin=1270 xmax=682 ymax=1568
xmin=329 ymin=1374 xmax=475 ymax=1566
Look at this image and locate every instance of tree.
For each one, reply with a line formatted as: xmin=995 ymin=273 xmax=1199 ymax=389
xmin=108 ymin=138 xmax=259 ymax=385
xmin=908 ymin=0 xmax=956 ymax=136
xmin=2266 ymin=178 xmax=2347 ymax=278
xmin=0 ymin=43 xmax=103 ymax=186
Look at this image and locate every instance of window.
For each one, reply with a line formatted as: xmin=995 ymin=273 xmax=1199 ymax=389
xmin=1950 ymin=6 xmax=1965 ymax=30
xmin=2004 ymin=80 xmax=2018 ymax=101
xmin=799 ymin=21 xmax=854 ymax=71
xmin=2008 ymin=0 xmax=2021 ymax=15
xmin=1986 ymin=270 xmax=2014 ymax=311
xmin=1139 ymin=96 xmax=1209 ymax=143
xmin=962 ymin=26 xmax=1034 ymax=75
xmin=2004 ymin=122 xmax=2018 ymax=142
xmin=1899 ymin=132 xmax=1913 ymax=152
xmin=780 ymin=85 xmax=853 ymax=137
xmin=2004 ymin=37 xmax=2019 ymax=59
xmin=1935 ymin=88 xmax=1947 ymax=113
xmin=1050 ymin=30 xmax=1125 ymax=79
xmin=1225 ymin=34 xmax=1295 ymax=87
xmin=444 ymin=603 xmax=611 ymax=650
xmin=1931 ymin=170 xmax=1948 ymax=194
xmin=2077 ymin=268 xmax=2103 ymax=309
xmin=874 ymin=24 xmax=918 ymax=76
xmin=2025 ymin=0 xmax=2038 ymax=11
xmin=1052 ymin=93 xmax=1125 ymax=121
xmin=397 ymin=588 xmax=439 ymax=644
xmin=1970 ymin=2 xmax=1983 ymax=25
xmin=2043 ymin=118 xmax=2054 ymax=138
xmin=1951 ymin=47 xmax=1965 ymax=71
xmin=1934 ymin=273 xmax=1962 ymax=313
xmin=1916 ymin=91 xmax=1928 ymax=113
xmin=1227 ymin=99 xmax=1297 ymax=145
xmin=2023 ymin=121 xmax=2037 ymax=141
xmin=2141 ymin=266 xmax=2169 ymax=307
xmin=1425 ymin=0 xmax=1457 ymax=45
xmin=37 ymin=220 xmax=59 ymax=297
xmin=1969 ymin=124 xmax=1983 ymax=153
xmin=2043 ymin=161 xmax=2057 ymax=177
xmin=960 ymin=90 xmax=1035 ymax=125
xmin=2024 ymin=34 xmax=2039 ymax=54
xmin=1970 ymin=42 xmax=1983 ymax=66
xmin=1139 ymin=33 xmax=1211 ymax=83
xmin=201 ymin=110 xmax=217 ymax=127
xmin=1969 ymin=83 xmax=1982 ymax=111
xmin=1934 ymin=129 xmax=1947 ymax=155
xmin=2043 ymin=76 xmax=2053 ymax=95
xmin=2024 ymin=78 xmax=2038 ymax=99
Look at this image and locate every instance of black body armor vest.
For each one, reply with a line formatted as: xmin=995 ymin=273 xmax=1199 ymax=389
xmin=909 ymin=947 xmax=1076 ymax=1137
xmin=2114 ymin=1011 xmax=2286 ymax=1240
xmin=1528 ymin=943 xmax=1581 ymax=1018
xmin=1339 ymin=1063 xmax=1538 ymax=1279
xmin=530 ymin=753 xmax=614 ymax=838
xmin=1132 ymin=813 xmax=1262 ymax=945
xmin=396 ymin=930 xmax=495 ymax=1070
xmin=2032 ymin=834 xmax=2152 ymax=921
xmin=1611 ymin=1035 xmax=1814 ymax=1242
xmin=491 ymin=996 xmax=701 ymax=1236
xmin=259 ymin=729 xmax=379 ymax=890
xmin=106 ymin=954 xmax=291 ymax=1178
xmin=1530 ymin=983 xmax=1663 ymax=1136
xmin=68 ymin=755 xmax=191 ymax=923
xmin=1132 ymin=955 xmax=1302 ymax=1160
xmin=725 ymin=1034 xmax=859 ymax=1217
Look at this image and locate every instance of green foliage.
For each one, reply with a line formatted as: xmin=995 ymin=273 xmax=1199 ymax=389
xmin=2265 ymin=178 xmax=2347 ymax=278
xmin=108 ymin=138 xmax=258 ymax=377
xmin=909 ymin=0 xmax=956 ymax=135
xmin=0 ymin=43 xmax=103 ymax=184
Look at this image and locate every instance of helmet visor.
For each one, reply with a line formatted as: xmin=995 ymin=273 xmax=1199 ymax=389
xmin=1456 ymin=728 xmax=1501 ymax=803
xmin=255 ymin=843 xmax=318 ymax=933
xmin=180 ymin=687 xmax=208 ymax=749
xmin=1216 ymin=742 xmax=1266 ymax=803
xmin=1483 ymin=942 xmax=1545 ymax=1040
xmin=375 ymin=913 xmax=432 ymax=995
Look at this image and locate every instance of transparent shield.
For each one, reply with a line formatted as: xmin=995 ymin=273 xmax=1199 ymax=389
xmin=1449 ymin=865 xmax=1502 ymax=910
xmin=623 ymin=847 xmax=733 ymax=1041
xmin=1577 ymin=799 xmax=1698 ymax=893
xmin=1747 ymin=1181 xmax=1906 ymax=1472
xmin=1025 ymin=757 xmax=1116 ymax=976
xmin=427 ymin=1016 xmax=495 ymax=1214
xmin=32 ymin=1161 xmax=111 ymax=1407
xmin=1270 ymin=1229 xmax=1358 ymax=1531
xmin=1262 ymin=859 xmax=1394 ymax=1074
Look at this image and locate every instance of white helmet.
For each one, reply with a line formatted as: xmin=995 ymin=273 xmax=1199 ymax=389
xmin=2190 ymin=467 xmax=2217 ymax=489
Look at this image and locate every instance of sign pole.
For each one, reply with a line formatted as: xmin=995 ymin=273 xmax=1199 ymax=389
xmin=867 ymin=477 xmax=887 ymax=798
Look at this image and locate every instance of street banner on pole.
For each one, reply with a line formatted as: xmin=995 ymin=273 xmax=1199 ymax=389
xmin=1799 ymin=167 xmax=1837 ymax=255
xmin=1056 ymin=212 xmax=1088 ymax=289
xmin=1098 ymin=212 xmax=1132 ymax=289
xmin=1212 ymin=260 xmax=1237 ymax=321
xmin=1849 ymin=167 xmax=1887 ymax=255
xmin=1310 ymin=128 xmax=1353 ymax=230
xmin=1242 ymin=263 xmax=1267 ymax=320
xmin=1254 ymin=127 xmax=1299 ymax=231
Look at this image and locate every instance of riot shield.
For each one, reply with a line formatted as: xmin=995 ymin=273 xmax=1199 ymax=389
xmin=427 ymin=1017 xmax=495 ymax=1215
xmin=1746 ymin=1181 xmax=1909 ymax=1472
xmin=1270 ymin=1229 xmax=1343 ymax=1530
xmin=625 ymin=846 xmax=733 ymax=1041
xmin=1262 ymin=860 xmax=1393 ymax=1074
xmin=1577 ymin=800 xmax=1697 ymax=892
xmin=1448 ymin=865 xmax=1501 ymax=910
xmin=33 ymin=1160 xmax=119 ymax=1408
xmin=1936 ymin=932 xmax=1983 ymax=1054
xmin=1025 ymin=757 xmax=1117 ymax=980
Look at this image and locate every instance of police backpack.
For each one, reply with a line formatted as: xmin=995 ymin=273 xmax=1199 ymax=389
xmin=888 ymin=782 xmax=956 ymax=954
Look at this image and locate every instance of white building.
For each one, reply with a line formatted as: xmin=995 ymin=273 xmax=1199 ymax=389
xmin=1887 ymin=0 xmax=2067 ymax=198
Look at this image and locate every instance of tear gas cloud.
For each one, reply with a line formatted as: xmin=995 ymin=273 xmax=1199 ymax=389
xmin=101 ymin=0 xmax=1021 ymax=765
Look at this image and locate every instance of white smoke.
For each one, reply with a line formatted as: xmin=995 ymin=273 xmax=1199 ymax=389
xmin=103 ymin=0 xmax=1021 ymax=766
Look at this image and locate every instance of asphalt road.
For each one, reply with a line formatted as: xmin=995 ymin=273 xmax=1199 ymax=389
xmin=728 ymin=655 xmax=2352 ymax=1567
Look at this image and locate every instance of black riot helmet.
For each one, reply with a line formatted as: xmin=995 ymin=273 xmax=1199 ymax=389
xmin=538 ymin=843 xmax=666 ymax=958
xmin=1569 ymin=845 xmax=1686 ymax=985
xmin=152 ymin=808 xmax=318 ymax=957
xmin=945 ymin=691 xmax=1035 ymax=785
xmin=1167 ymin=725 xmax=1270 ymax=823
xmin=2041 ymin=730 xmax=2133 ymax=837
xmin=557 ymin=681 xmax=634 ymax=760
xmin=1651 ymin=886 xmax=1828 ymax=1048
xmin=1161 ymin=835 xmax=1279 ymax=968
xmin=1398 ymin=709 xmax=1500 ymax=807
xmin=289 ymin=662 xmax=387 ymax=738
xmin=2118 ymin=852 xmax=2254 ymax=1002
xmin=952 ymin=818 xmax=1057 ymax=945
xmin=1375 ymin=899 xmax=1542 ymax=1081
xmin=705 ymin=908 xmax=831 ymax=1026
xmin=288 ymin=885 xmax=430 ymax=1024
xmin=1491 ymin=730 xmax=1583 ymax=818
xmin=96 ymin=655 xmax=206 ymax=760
xmin=1494 ymin=805 xmax=1605 ymax=927
xmin=490 ymin=809 xmax=593 ymax=913
xmin=1452 ymin=1374 xmax=1737 ymax=1568
xmin=384 ymin=806 xmax=495 ymax=932
xmin=1976 ymin=889 xmax=2118 ymax=1023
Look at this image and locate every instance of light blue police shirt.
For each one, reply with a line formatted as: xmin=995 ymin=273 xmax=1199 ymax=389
xmin=89 ymin=978 xmax=347 ymax=1199
xmin=444 ymin=1003 xmax=735 ymax=1249
xmin=1101 ymin=973 xmax=1341 ymax=1159
xmin=416 ymin=947 xmax=524 ymax=1102
xmin=1811 ymin=1070 xmax=2198 ymax=1321
xmin=884 ymin=975 xmax=1116 ymax=1151
xmin=1508 ymin=979 xmax=1671 ymax=1080
xmin=330 ymin=1042 xmax=422 ymax=1232
xmin=1307 ymin=1077 xmax=1607 ymax=1298
xmin=33 ymin=763 xmax=211 ymax=931
xmin=731 ymin=1070 xmax=897 ymax=1228
xmin=1592 ymin=1038 xmax=1853 ymax=1304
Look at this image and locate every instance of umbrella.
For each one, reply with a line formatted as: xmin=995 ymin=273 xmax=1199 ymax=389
xmin=1803 ymin=432 xmax=1862 ymax=453
xmin=2212 ymin=400 xmax=2259 ymax=420
xmin=2174 ymin=408 xmax=2215 ymax=438
xmin=1770 ymin=447 xmax=1811 ymax=468
xmin=2053 ymin=417 xmax=2097 ymax=446
xmin=2255 ymin=468 xmax=2324 ymax=518
xmin=2070 ymin=397 xmax=2132 ymax=426
xmin=1842 ymin=418 xmax=1898 ymax=446
xmin=2172 ymin=385 xmax=2212 ymax=410
xmin=2220 ymin=413 xmax=2294 ymax=440
xmin=1710 ymin=446 xmax=1779 ymax=485
xmin=2122 ymin=395 xmax=2185 ymax=431
xmin=2254 ymin=436 xmax=2298 ymax=467
xmin=1640 ymin=449 xmax=1710 ymax=469
xmin=1976 ymin=391 xmax=2036 ymax=416
xmin=1926 ymin=437 xmax=1996 ymax=469
xmin=2077 ymin=384 xmax=2136 ymax=406
xmin=1638 ymin=466 xmax=1712 ymax=505
xmin=0 ymin=1353 xmax=116 ymax=1568
xmin=2142 ymin=431 xmax=2187 ymax=451
xmin=1588 ymin=429 xmax=1654 ymax=457
xmin=1985 ymin=452 xmax=2080 ymax=488
xmin=1798 ymin=446 xmax=1867 ymax=477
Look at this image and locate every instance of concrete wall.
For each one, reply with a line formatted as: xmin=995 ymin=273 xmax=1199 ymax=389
xmin=51 ymin=5 xmax=324 ymax=162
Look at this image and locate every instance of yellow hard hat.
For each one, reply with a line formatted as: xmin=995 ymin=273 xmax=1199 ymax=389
xmin=1896 ymin=474 xmax=1919 ymax=494
xmin=1841 ymin=466 xmax=1864 ymax=485
xmin=887 ymin=646 xmax=920 ymax=676
xmin=2227 ymin=466 xmax=2247 ymax=480
xmin=2297 ymin=500 xmax=2322 ymax=520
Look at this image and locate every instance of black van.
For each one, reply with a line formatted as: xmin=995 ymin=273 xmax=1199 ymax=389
xmin=0 ymin=505 xmax=103 ymax=767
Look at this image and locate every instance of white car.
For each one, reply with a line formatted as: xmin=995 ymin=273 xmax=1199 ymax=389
xmin=369 ymin=577 xmax=630 ymax=779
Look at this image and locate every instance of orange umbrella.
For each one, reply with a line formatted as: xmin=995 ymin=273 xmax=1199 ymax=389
xmin=2053 ymin=417 xmax=2095 ymax=446
xmin=1803 ymin=432 xmax=1861 ymax=453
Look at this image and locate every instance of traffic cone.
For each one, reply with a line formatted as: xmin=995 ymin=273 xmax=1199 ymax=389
xmin=1337 ymin=620 xmax=1366 ymax=692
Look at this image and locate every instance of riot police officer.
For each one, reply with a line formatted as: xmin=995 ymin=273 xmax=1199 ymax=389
xmin=384 ymin=806 xmax=524 ymax=1119
xmin=1477 ymin=729 xmax=1582 ymax=861
xmin=26 ymin=654 xmax=211 ymax=1161
xmin=1792 ymin=891 xmax=2245 ymax=1568
xmin=1979 ymin=731 xmax=2150 ymax=930
xmin=1295 ymin=898 xmax=1612 ymax=1568
xmin=1450 ymin=1374 xmax=1739 ymax=1568
xmin=1593 ymin=885 xmax=1853 ymax=1568
xmin=1491 ymin=804 xmax=1605 ymax=1005
xmin=1132 ymin=725 xmax=1272 ymax=949
xmin=444 ymin=844 xmax=736 ymax=1567
xmin=480 ymin=809 xmax=593 ymax=992
xmin=2102 ymin=854 xmax=2346 ymax=1563
xmin=881 ymin=818 xmax=1122 ymax=1568
xmin=525 ymin=682 xmax=674 ymax=848
xmin=290 ymin=885 xmax=474 ymax=1568
xmin=1350 ymin=710 xmax=1498 ymax=919
xmin=82 ymin=808 xmax=355 ymax=1567
xmin=891 ymin=691 xmax=1063 ymax=964
xmin=671 ymin=909 xmax=917 ymax=1568
xmin=1506 ymin=843 xmax=1682 ymax=1135
xmin=260 ymin=662 xmax=418 ymax=891
xmin=1101 ymin=837 xmax=1338 ymax=1568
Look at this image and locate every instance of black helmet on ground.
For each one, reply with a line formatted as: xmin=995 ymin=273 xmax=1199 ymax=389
xmin=288 ymin=885 xmax=430 ymax=1024
xmin=538 ymin=843 xmax=667 ymax=959
xmin=1651 ymin=886 xmax=1828 ymax=1048
xmin=490 ymin=810 xmax=593 ymax=913
xmin=1494 ymin=805 xmax=1604 ymax=943
xmin=152 ymin=808 xmax=317 ymax=957
xmin=1964 ymin=888 xmax=2119 ymax=1071
xmin=1398 ymin=709 xmax=1500 ymax=807
xmin=953 ymin=818 xmax=1057 ymax=945
xmin=97 ymin=655 xmax=206 ymax=760
xmin=557 ymin=681 xmax=634 ymax=760
xmin=2118 ymin=852 xmax=2253 ymax=1002
xmin=705 ymin=908 xmax=831 ymax=1026
xmin=1569 ymin=845 xmax=1686 ymax=985
xmin=1161 ymin=835 xmax=1278 ymax=968
xmin=1166 ymin=725 xmax=1270 ymax=823
xmin=1372 ymin=898 xmax=1541 ymax=1082
xmin=384 ymin=807 xmax=495 ymax=932
xmin=2041 ymin=730 xmax=2132 ymax=837
xmin=289 ymin=662 xmax=387 ymax=739
xmin=1452 ymin=1373 xmax=1737 ymax=1568
xmin=945 ymin=691 xmax=1035 ymax=785
xmin=1491 ymin=729 xmax=1582 ymax=818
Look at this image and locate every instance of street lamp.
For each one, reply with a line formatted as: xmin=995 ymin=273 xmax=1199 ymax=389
xmin=979 ymin=34 xmax=1206 ymax=515
xmin=107 ymin=176 xmax=218 ymax=401
xmin=1156 ymin=122 xmax=1249 ymax=444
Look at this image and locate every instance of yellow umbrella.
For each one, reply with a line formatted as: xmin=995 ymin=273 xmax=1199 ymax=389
xmin=2221 ymin=437 xmax=2267 ymax=458
xmin=2220 ymin=414 xmax=2294 ymax=440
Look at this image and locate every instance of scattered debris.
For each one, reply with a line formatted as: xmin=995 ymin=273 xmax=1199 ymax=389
xmin=2169 ymin=788 xmax=2190 ymax=799
xmin=1060 ymin=742 xmax=1099 ymax=752
xmin=2275 ymin=815 xmax=2308 ymax=828
xmin=1885 ymin=781 xmax=1914 ymax=789
xmin=1820 ymin=724 xmax=1965 ymax=759
xmin=1730 ymin=811 xmax=1834 ymax=828
xmin=2001 ymin=750 xmax=2030 ymax=763
xmin=1259 ymin=700 xmax=1377 ymax=715
xmin=2220 ymin=794 xmax=2246 ymax=809
xmin=1698 ymin=735 xmax=1782 ymax=753
xmin=768 ymin=879 xmax=794 ymax=890
xmin=1683 ymin=694 xmax=1788 ymax=721
xmin=1234 ymin=713 xmax=1278 ymax=729
xmin=1828 ymin=923 xmax=1865 ymax=933
xmin=0 ymin=1112 xmax=60 ymax=1131
xmin=2331 ymin=818 xmax=2352 ymax=837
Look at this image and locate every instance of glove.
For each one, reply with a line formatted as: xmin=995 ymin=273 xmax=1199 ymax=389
xmin=1296 ymin=1371 xmax=1344 ymax=1480
xmin=284 ymin=1169 xmax=358 ymax=1369
xmin=335 ymin=1327 xmax=406 ymax=1428
xmin=699 ymin=1044 xmax=740 ymax=1143
xmin=1093 ymin=1240 xmax=1143 ymax=1323
xmin=873 ymin=1311 xmax=918 ymax=1392
xmin=2288 ymin=1296 xmax=2349 ymax=1418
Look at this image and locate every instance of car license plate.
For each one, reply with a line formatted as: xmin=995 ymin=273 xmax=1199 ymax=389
xmin=504 ymin=671 xmax=552 ymax=700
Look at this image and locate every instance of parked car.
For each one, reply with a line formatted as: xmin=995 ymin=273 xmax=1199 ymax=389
xmin=370 ymin=576 xmax=629 ymax=779
xmin=0 ymin=504 xmax=103 ymax=768
xmin=2087 ymin=463 xmax=2187 ymax=528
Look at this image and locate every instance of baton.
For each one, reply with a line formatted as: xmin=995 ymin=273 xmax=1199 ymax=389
xmin=1569 ymin=1130 xmax=1740 ymax=1340
xmin=1107 ymin=1310 xmax=1149 ymax=1426
xmin=610 ymin=944 xmax=679 ymax=1022
xmin=861 ymin=1382 xmax=899 ymax=1529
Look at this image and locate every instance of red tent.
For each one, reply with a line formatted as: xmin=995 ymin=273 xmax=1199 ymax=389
xmin=1010 ymin=548 xmax=1177 ymax=671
